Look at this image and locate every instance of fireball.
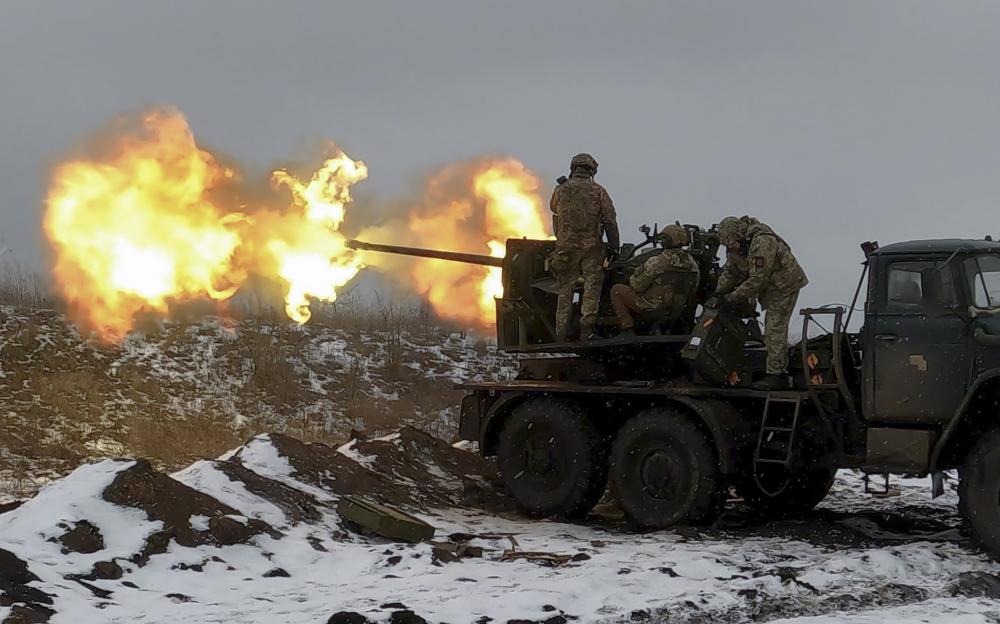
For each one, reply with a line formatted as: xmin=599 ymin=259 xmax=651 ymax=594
xmin=43 ymin=109 xmax=246 ymax=341
xmin=43 ymin=109 xmax=369 ymax=339
xmin=360 ymin=158 xmax=552 ymax=331
xmin=44 ymin=107 xmax=549 ymax=340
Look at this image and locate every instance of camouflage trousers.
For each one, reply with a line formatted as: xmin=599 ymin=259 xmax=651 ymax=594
xmin=762 ymin=290 xmax=799 ymax=374
xmin=610 ymin=283 xmax=658 ymax=330
xmin=552 ymin=246 xmax=605 ymax=339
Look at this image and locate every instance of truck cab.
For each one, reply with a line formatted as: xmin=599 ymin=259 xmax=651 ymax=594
xmin=826 ymin=239 xmax=1000 ymax=475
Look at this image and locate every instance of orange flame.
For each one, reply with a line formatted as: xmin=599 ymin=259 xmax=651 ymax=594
xmin=44 ymin=108 xmax=550 ymax=339
xmin=360 ymin=158 xmax=551 ymax=330
xmin=43 ymin=110 xmax=246 ymax=341
xmin=265 ymin=153 xmax=368 ymax=322
xmin=43 ymin=109 xmax=368 ymax=340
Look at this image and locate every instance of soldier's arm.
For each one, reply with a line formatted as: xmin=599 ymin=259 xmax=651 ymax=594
xmin=599 ymin=189 xmax=621 ymax=249
xmin=727 ymin=237 xmax=778 ymax=302
xmin=549 ymin=187 xmax=561 ymax=234
xmin=715 ymin=251 xmax=743 ymax=295
xmin=629 ymin=256 xmax=663 ymax=292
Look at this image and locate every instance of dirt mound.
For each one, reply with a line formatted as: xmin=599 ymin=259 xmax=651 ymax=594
xmin=102 ymin=459 xmax=278 ymax=562
xmin=214 ymin=458 xmax=323 ymax=524
xmin=268 ymin=427 xmax=511 ymax=512
xmin=0 ymin=548 xmax=53 ymax=624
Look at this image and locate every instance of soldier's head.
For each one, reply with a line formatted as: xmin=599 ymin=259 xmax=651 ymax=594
xmin=570 ymin=153 xmax=598 ymax=177
xmin=718 ymin=216 xmax=749 ymax=253
xmin=658 ymin=224 xmax=688 ymax=249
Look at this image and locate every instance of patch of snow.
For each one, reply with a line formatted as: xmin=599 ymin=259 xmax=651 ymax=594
xmin=336 ymin=439 xmax=378 ymax=469
xmin=0 ymin=460 xmax=159 ymax=578
xmin=173 ymin=461 xmax=287 ymax=528
xmin=236 ymin=435 xmax=295 ymax=479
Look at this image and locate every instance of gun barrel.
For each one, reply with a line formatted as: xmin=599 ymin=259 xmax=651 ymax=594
xmin=347 ymin=239 xmax=504 ymax=268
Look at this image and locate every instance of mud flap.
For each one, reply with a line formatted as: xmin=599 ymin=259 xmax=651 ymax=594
xmin=932 ymin=471 xmax=945 ymax=498
xmin=459 ymin=393 xmax=482 ymax=442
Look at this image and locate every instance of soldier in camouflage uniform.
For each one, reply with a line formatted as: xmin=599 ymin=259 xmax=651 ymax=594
xmin=549 ymin=153 xmax=620 ymax=340
xmin=710 ymin=216 xmax=808 ymax=390
xmin=610 ymin=224 xmax=699 ymax=335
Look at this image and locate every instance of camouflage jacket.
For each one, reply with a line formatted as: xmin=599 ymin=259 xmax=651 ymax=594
xmin=549 ymin=172 xmax=620 ymax=252
xmin=629 ymin=248 xmax=699 ymax=309
xmin=717 ymin=219 xmax=808 ymax=307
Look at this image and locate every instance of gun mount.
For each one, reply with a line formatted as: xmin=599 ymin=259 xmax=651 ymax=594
xmin=348 ymin=225 xmax=726 ymax=356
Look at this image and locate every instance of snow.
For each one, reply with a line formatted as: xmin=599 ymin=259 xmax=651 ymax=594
xmin=3 ymin=435 xmax=1000 ymax=623
xmin=0 ymin=460 xmax=157 ymax=574
xmin=234 ymin=434 xmax=295 ymax=479
xmin=337 ymin=438 xmax=379 ymax=469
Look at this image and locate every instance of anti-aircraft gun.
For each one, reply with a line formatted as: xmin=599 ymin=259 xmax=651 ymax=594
xmin=347 ymin=224 xmax=724 ymax=355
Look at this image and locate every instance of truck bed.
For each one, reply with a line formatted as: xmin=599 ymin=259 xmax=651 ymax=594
xmin=456 ymin=378 xmax=809 ymax=401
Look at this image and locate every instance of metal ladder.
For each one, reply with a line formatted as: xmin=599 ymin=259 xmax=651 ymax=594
xmin=754 ymin=394 xmax=803 ymax=467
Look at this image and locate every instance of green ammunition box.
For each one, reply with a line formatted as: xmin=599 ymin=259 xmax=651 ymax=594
xmin=336 ymin=495 xmax=435 ymax=543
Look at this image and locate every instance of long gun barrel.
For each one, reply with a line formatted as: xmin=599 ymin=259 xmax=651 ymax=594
xmin=346 ymin=239 xmax=504 ymax=268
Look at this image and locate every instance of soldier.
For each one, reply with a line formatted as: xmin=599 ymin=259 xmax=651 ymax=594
xmin=708 ymin=216 xmax=808 ymax=390
xmin=549 ymin=153 xmax=620 ymax=340
xmin=610 ymin=224 xmax=699 ymax=336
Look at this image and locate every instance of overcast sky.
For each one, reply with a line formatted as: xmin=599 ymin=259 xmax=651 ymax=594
xmin=3 ymin=1 xmax=1000 ymax=314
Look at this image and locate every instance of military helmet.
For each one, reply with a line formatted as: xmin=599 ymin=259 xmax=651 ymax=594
xmin=570 ymin=153 xmax=598 ymax=173
xmin=658 ymin=224 xmax=688 ymax=248
xmin=717 ymin=216 xmax=748 ymax=245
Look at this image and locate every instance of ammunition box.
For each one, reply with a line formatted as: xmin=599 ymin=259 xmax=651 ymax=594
xmin=681 ymin=307 xmax=749 ymax=386
xmin=336 ymin=495 xmax=435 ymax=543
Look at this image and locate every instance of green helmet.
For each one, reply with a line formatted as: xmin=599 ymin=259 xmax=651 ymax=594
xmin=570 ymin=153 xmax=598 ymax=174
xmin=658 ymin=224 xmax=688 ymax=248
xmin=717 ymin=216 xmax=748 ymax=246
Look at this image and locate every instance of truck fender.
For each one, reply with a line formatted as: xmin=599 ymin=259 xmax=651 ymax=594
xmin=665 ymin=396 xmax=755 ymax=475
xmin=930 ymin=368 xmax=1000 ymax=471
xmin=478 ymin=391 xmax=532 ymax=456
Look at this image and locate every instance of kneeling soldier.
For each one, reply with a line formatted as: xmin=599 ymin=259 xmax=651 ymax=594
xmin=611 ymin=224 xmax=699 ymax=336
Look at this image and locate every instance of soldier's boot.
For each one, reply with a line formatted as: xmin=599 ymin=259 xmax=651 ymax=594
xmin=752 ymin=373 xmax=790 ymax=391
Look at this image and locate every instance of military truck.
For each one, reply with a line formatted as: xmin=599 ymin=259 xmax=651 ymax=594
xmin=351 ymin=232 xmax=1000 ymax=559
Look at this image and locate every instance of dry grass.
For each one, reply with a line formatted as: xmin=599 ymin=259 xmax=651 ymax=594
xmin=230 ymin=320 xmax=305 ymax=406
xmin=125 ymin=412 xmax=254 ymax=470
xmin=0 ymin=260 xmax=49 ymax=307
xmin=0 ymin=280 xmax=498 ymax=495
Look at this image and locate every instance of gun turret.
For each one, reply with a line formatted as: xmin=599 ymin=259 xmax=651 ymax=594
xmin=346 ymin=239 xmax=504 ymax=268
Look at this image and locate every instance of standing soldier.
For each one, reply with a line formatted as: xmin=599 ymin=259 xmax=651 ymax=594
xmin=709 ymin=216 xmax=808 ymax=390
xmin=549 ymin=153 xmax=620 ymax=340
xmin=610 ymin=224 xmax=699 ymax=336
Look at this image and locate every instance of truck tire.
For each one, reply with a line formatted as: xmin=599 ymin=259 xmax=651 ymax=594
xmin=736 ymin=465 xmax=836 ymax=517
xmin=960 ymin=428 xmax=1000 ymax=560
xmin=610 ymin=408 xmax=721 ymax=528
xmin=497 ymin=399 xmax=607 ymax=518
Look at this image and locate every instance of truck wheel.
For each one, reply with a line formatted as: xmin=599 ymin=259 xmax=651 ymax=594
xmin=736 ymin=465 xmax=836 ymax=517
xmin=497 ymin=399 xmax=607 ymax=518
xmin=610 ymin=408 xmax=721 ymax=528
xmin=960 ymin=428 xmax=1000 ymax=560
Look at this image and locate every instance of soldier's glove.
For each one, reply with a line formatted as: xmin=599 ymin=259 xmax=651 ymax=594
xmin=704 ymin=295 xmax=722 ymax=309
xmin=605 ymin=248 xmax=620 ymax=263
xmin=723 ymin=292 xmax=742 ymax=306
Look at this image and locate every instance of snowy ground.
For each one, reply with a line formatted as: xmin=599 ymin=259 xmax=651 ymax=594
xmin=2 ymin=430 xmax=999 ymax=624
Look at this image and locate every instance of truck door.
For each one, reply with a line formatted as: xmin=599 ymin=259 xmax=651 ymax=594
xmin=870 ymin=256 xmax=970 ymax=424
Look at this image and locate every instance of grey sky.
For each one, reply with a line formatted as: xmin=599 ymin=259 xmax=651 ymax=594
xmin=3 ymin=1 xmax=1000 ymax=316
